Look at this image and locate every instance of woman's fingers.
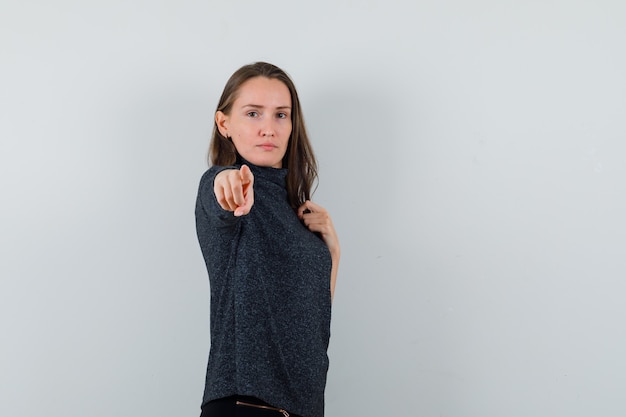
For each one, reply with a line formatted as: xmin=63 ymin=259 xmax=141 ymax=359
xmin=234 ymin=165 xmax=254 ymax=216
xmin=297 ymin=200 xmax=322 ymax=218
xmin=298 ymin=200 xmax=340 ymax=255
xmin=217 ymin=181 xmax=235 ymax=211
xmin=214 ymin=166 xmax=255 ymax=216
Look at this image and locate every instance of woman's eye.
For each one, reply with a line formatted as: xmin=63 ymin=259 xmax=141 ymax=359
xmin=247 ymin=111 xmax=259 ymax=117
xmin=277 ymin=112 xmax=288 ymax=119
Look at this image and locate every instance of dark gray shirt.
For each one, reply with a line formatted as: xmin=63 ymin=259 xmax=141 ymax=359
xmin=195 ymin=162 xmax=332 ymax=417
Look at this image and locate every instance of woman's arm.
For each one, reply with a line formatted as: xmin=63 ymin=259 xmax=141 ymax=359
xmin=297 ymin=200 xmax=340 ymax=302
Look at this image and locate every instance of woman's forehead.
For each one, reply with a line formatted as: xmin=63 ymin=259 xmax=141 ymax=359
xmin=234 ymin=77 xmax=292 ymax=108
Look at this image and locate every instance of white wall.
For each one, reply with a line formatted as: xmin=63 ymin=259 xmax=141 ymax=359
xmin=2 ymin=1 xmax=625 ymax=416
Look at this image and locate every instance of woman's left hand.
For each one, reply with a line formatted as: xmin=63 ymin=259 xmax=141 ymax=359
xmin=297 ymin=200 xmax=340 ymax=261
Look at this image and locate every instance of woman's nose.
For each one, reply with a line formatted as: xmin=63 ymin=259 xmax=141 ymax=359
xmin=261 ymin=122 xmax=275 ymax=137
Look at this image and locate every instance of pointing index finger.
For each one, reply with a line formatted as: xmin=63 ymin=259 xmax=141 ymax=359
xmin=239 ymin=164 xmax=254 ymax=185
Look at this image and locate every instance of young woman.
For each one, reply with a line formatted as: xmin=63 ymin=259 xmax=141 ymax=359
xmin=195 ymin=62 xmax=340 ymax=417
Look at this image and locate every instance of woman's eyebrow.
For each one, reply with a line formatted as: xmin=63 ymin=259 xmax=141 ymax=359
xmin=241 ymin=104 xmax=292 ymax=110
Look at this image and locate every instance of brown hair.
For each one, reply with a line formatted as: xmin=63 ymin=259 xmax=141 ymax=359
xmin=209 ymin=62 xmax=318 ymax=209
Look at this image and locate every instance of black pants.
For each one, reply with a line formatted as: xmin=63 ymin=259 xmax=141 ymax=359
xmin=200 ymin=395 xmax=303 ymax=417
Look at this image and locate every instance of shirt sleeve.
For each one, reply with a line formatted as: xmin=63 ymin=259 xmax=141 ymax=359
xmin=197 ymin=165 xmax=240 ymax=224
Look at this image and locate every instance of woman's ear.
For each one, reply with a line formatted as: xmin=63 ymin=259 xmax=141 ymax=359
xmin=215 ymin=111 xmax=229 ymax=138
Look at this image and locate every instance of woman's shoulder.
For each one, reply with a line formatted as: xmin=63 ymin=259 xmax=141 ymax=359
xmin=200 ymin=164 xmax=240 ymax=183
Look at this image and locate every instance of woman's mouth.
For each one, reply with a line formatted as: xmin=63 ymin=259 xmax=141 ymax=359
xmin=258 ymin=143 xmax=277 ymax=151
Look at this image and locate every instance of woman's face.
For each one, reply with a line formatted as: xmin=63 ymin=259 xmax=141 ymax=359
xmin=216 ymin=76 xmax=292 ymax=168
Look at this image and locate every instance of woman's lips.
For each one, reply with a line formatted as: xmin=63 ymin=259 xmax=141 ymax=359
xmin=258 ymin=143 xmax=277 ymax=151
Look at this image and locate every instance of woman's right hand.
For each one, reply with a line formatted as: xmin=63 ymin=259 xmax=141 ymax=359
xmin=213 ymin=165 xmax=255 ymax=216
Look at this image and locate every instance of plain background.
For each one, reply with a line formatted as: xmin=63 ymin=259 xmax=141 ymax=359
xmin=2 ymin=1 xmax=625 ymax=416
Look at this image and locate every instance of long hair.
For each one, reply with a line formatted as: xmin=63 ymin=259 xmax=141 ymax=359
xmin=209 ymin=62 xmax=318 ymax=209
